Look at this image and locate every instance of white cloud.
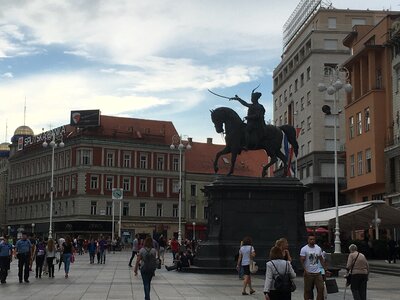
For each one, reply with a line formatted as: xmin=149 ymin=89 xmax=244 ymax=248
xmin=1 ymin=72 xmax=13 ymax=78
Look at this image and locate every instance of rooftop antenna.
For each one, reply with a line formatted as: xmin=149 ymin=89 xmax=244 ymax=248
xmin=24 ymin=96 xmax=27 ymax=126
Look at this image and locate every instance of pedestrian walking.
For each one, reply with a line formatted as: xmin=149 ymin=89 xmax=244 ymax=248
xmin=98 ymin=236 xmax=107 ymax=264
xmin=264 ymin=246 xmax=296 ymax=300
xmin=158 ymin=235 xmax=166 ymax=265
xmin=0 ymin=236 xmax=13 ymax=284
xmin=15 ymin=232 xmax=32 ymax=283
xmin=387 ymin=238 xmax=397 ymax=264
xmin=170 ymin=237 xmax=179 ymax=260
xmin=46 ymin=239 xmax=56 ymax=278
xmin=236 ymin=236 xmax=256 ymax=295
xmin=300 ymin=235 xmax=327 ymax=300
xmin=35 ymin=237 xmax=46 ymax=278
xmin=87 ymin=238 xmax=97 ymax=264
xmin=61 ymin=236 xmax=75 ymax=278
xmin=134 ymin=236 xmax=157 ymax=300
xmin=346 ymin=244 xmax=369 ymax=300
xmin=128 ymin=234 xmax=139 ymax=267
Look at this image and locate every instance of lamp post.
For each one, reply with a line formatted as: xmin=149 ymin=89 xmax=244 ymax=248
xmin=192 ymin=222 xmax=196 ymax=241
xmin=43 ymin=133 xmax=64 ymax=239
xmin=31 ymin=223 xmax=35 ymax=234
xmin=170 ymin=135 xmax=192 ymax=245
xmin=7 ymin=225 xmax=11 ymax=236
xmin=318 ymin=65 xmax=352 ymax=254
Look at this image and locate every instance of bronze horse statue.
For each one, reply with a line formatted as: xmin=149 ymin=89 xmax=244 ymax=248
xmin=210 ymin=107 xmax=298 ymax=177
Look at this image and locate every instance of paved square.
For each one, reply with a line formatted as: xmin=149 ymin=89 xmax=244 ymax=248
xmin=0 ymin=250 xmax=399 ymax=299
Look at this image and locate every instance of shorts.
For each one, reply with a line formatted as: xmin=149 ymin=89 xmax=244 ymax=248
xmin=242 ymin=265 xmax=250 ymax=275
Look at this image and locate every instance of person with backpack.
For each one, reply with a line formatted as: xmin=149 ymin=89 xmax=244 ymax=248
xmin=35 ymin=237 xmax=46 ymax=278
xmin=46 ymin=239 xmax=56 ymax=278
xmin=264 ymin=246 xmax=296 ymax=300
xmin=134 ymin=236 xmax=157 ymax=300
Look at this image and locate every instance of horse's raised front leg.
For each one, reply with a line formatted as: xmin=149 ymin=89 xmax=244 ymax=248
xmin=227 ymin=151 xmax=238 ymax=176
xmin=213 ymin=147 xmax=231 ymax=174
xmin=262 ymin=156 xmax=277 ymax=178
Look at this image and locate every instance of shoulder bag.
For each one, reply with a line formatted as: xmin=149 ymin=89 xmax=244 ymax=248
xmin=346 ymin=252 xmax=360 ymax=287
xmin=249 ymin=246 xmax=258 ymax=274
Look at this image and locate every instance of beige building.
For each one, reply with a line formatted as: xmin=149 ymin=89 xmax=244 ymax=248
xmin=273 ymin=1 xmax=388 ymax=211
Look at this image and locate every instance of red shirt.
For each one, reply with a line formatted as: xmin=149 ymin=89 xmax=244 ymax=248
xmin=171 ymin=239 xmax=179 ymax=252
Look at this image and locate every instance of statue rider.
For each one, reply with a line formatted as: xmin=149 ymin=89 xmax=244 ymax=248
xmin=230 ymin=87 xmax=265 ymax=150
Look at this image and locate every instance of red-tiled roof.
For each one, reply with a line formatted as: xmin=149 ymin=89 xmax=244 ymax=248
xmin=185 ymin=141 xmax=268 ymax=177
xmin=76 ymin=115 xmax=178 ymax=145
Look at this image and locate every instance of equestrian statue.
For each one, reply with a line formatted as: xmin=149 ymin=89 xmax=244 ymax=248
xmin=209 ymin=86 xmax=298 ymax=177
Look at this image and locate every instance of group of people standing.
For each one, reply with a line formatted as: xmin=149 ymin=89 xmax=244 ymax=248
xmin=235 ymin=234 xmax=369 ymax=300
xmin=0 ymin=232 xmax=76 ymax=284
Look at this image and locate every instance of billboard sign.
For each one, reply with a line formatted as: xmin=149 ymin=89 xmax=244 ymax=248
xmin=70 ymin=110 xmax=100 ymax=127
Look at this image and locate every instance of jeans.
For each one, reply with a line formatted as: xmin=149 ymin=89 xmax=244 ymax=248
xmin=35 ymin=255 xmax=45 ymax=277
xmin=100 ymin=250 xmax=106 ymax=264
xmin=140 ymin=269 xmax=154 ymax=300
xmin=350 ymin=274 xmax=368 ymax=300
xmin=89 ymin=252 xmax=95 ymax=264
xmin=17 ymin=253 xmax=30 ymax=281
xmin=46 ymin=257 xmax=55 ymax=277
xmin=63 ymin=253 xmax=72 ymax=274
xmin=0 ymin=256 xmax=10 ymax=282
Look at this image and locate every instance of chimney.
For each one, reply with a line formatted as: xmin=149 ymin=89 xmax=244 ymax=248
xmin=207 ymin=137 xmax=213 ymax=144
xmin=188 ymin=137 xmax=193 ymax=143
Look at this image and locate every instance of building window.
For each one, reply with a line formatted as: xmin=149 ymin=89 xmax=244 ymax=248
xmin=301 ymin=121 xmax=305 ymax=135
xmin=106 ymin=201 xmax=112 ymax=216
xmin=172 ymin=156 xmax=179 ymax=171
xmin=365 ymin=149 xmax=372 ymax=173
xmin=123 ymin=152 xmax=131 ymax=168
xmin=300 ymin=73 xmax=304 ymax=86
xmin=356 ymin=112 xmax=362 ymax=135
xmin=350 ymin=155 xmax=355 ymax=177
xmin=139 ymin=178 xmax=147 ymax=192
xmin=349 ymin=116 xmax=354 ymax=139
xmin=328 ymin=17 xmax=337 ymax=29
xmin=172 ymin=180 xmax=179 ymax=193
xmin=90 ymin=201 xmax=97 ymax=215
xmin=123 ymin=177 xmax=131 ymax=191
xmin=106 ymin=176 xmax=113 ymax=190
xmin=71 ymin=176 xmax=77 ymax=190
xmin=306 ymin=67 xmax=311 ymax=81
xmin=357 ymin=152 xmax=363 ymax=174
xmin=307 ymin=116 xmax=311 ymax=130
xmin=352 ymin=18 xmax=366 ymax=26
xmin=190 ymin=205 xmax=196 ymax=219
xmin=294 ymin=79 xmax=298 ymax=92
xmin=307 ymin=141 xmax=311 ymax=153
xmin=190 ymin=184 xmax=196 ymax=197
xmin=172 ymin=204 xmax=178 ymax=218
xmin=301 ymin=97 xmax=304 ymax=110
xmin=157 ymin=155 xmax=165 ymax=170
xmin=90 ymin=175 xmax=99 ymax=189
xmin=106 ymin=151 xmax=115 ymax=167
xmin=157 ymin=203 xmax=163 ymax=217
xmin=307 ymin=91 xmax=311 ymax=105
xmin=64 ymin=177 xmax=69 ymax=192
xmin=123 ymin=202 xmax=129 ymax=216
xmin=284 ymin=90 xmax=287 ymax=102
xmin=140 ymin=203 xmax=146 ymax=217
xmin=364 ymin=108 xmax=370 ymax=132
xmin=324 ymin=39 xmax=338 ymax=50
xmin=139 ymin=153 xmax=148 ymax=169
xmin=80 ymin=149 xmax=91 ymax=165
xmin=156 ymin=179 xmax=164 ymax=193
xmin=65 ymin=151 xmax=70 ymax=167
xmin=204 ymin=206 xmax=209 ymax=220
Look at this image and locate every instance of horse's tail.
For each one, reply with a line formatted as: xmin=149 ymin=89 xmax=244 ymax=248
xmin=279 ymin=125 xmax=299 ymax=157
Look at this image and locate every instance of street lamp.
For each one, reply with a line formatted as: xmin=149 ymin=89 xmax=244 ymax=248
xmin=170 ymin=135 xmax=192 ymax=245
xmin=31 ymin=223 xmax=35 ymax=234
xmin=7 ymin=226 xmax=11 ymax=236
xmin=192 ymin=222 xmax=196 ymax=241
xmin=43 ymin=133 xmax=64 ymax=239
xmin=318 ymin=65 xmax=352 ymax=254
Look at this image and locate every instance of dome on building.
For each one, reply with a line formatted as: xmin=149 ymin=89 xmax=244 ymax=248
xmin=0 ymin=142 xmax=10 ymax=151
xmin=14 ymin=125 xmax=34 ymax=136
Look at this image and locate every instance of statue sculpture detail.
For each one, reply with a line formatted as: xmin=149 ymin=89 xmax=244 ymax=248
xmin=209 ymin=87 xmax=298 ymax=177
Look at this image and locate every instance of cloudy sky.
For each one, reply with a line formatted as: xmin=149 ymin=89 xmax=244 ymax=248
xmin=0 ymin=0 xmax=397 ymax=144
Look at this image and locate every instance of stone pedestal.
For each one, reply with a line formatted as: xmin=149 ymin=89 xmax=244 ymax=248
xmin=194 ymin=176 xmax=306 ymax=271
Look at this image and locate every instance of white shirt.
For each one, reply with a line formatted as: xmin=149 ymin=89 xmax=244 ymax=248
xmin=264 ymin=259 xmax=296 ymax=293
xmin=239 ymin=245 xmax=254 ymax=266
xmin=300 ymin=244 xmax=323 ymax=273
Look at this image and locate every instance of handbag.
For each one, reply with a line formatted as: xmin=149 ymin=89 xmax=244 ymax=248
xmin=248 ymin=246 xmax=258 ymax=274
xmin=325 ymin=278 xmax=339 ymax=294
xmin=70 ymin=255 xmax=75 ymax=263
xmin=345 ymin=253 xmax=360 ymax=286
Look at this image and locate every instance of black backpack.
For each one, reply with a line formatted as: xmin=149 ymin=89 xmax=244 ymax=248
xmin=142 ymin=248 xmax=157 ymax=274
xmin=271 ymin=261 xmax=292 ymax=292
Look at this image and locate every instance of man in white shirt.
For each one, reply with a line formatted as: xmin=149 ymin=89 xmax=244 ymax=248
xmin=300 ymin=235 xmax=326 ymax=300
